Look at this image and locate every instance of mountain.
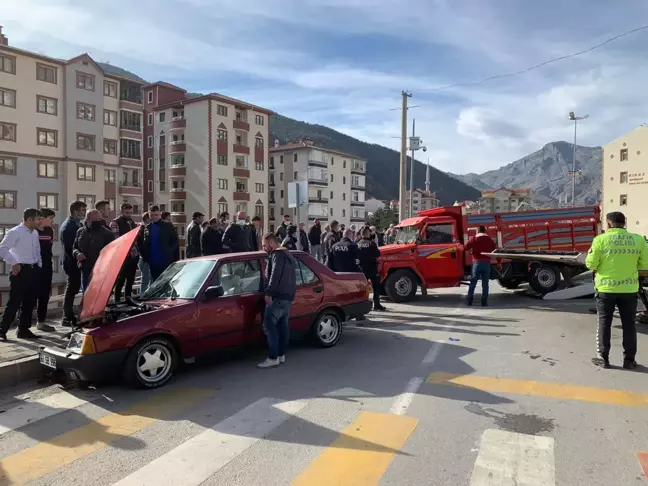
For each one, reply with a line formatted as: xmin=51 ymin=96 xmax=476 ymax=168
xmin=269 ymin=114 xmax=481 ymax=205
xmin=448 ymin=141 xmax=602 ymax=207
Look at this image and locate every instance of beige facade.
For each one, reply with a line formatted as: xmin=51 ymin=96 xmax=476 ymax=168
xmin=405 ymin=189 xmax=439 ymax=217
xmin=480 ymin=188 xmax=533 ymax=213
xmin=268 ymin=140 xmax=367 ymax=232
xmin=602 ymin=125 xmax=648 ymax=236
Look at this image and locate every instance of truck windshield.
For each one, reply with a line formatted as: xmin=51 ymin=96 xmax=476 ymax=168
xmin=393 ymin=225 xmax=420 ymax=244
xmin=140 ymin=260 xmax=216 ymax=300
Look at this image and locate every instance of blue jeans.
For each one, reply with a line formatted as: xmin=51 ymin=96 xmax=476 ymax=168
xmin=139 ymin=258 xmax=151 ymax=294
xmin=467 ymin=261 xmax=491 ymax=304
xmin=263 ymin=299 xmax=291 ymax=360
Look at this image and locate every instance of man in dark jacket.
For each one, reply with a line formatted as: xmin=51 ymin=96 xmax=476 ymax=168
xmin=73 ymin=210 xmax=115 ymax=291
xmin=358 ymin=226 xmax=386 ymax=311
xmin=465 ymin=225 xmax=497 ymax=306
xmin=308 ymin=220 xmax=322 ymax=261
xmin=329 ymin=229 xmax=361 ymax=273
xmin=223 ymin=211 xmax=252 ymax=253
xmin=185 ymin=212 xmax=204 ymax=258
xmin=35 ymin=208 xmax=57 ymax=331
xmin=258 ymin=233 xmax=296 ymax=369
xmin=298 ymin=222 xmax=310 ymax=253
xmin=323 ymin=220 xmax=340 ymax=266
xmin=275 ymin=215 xmax=291 ymax=241
xmin=110 ymin=203 xmax=139 ymax=302
xmin=281 ymin=225 xmax=298 ymax=250
xmin=139 ymin=205 xmax=180 ymax=281
xmin=249 ymin=216 xmax=261 ymax=251
xmin=201 ymin=218 xmax=224 ymax=255
xmin=60 ymin=200 xmax=87 ymax=326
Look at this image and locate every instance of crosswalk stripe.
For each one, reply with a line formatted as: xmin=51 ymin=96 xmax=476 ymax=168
xmin=0 ymin=387 xmax=209 ymax=486
xmin=0 ymin=390 xmax=100 ymax=437
xmin=470 ymin=429 xmax=555 ymax=485
xmin=291 ymin=411 xmax=418 ymax=486
xmin=112 ymin=397 xmax=307 ymax=486
xmin=427 ymin=372 xmax=648 ymax=407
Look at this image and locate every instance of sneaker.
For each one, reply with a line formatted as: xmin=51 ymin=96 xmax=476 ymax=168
xmin=0 ymin=332 xmax=7 ymax=342
xmin=60 ymin=318 xmax=74 ymax=328
xmin=37 ymin=322 xmax=56 ymax=332
xmin=623 ymin=359 xmax=637 ymax=370
xmin=373 ymin=304 xmax=387 ymax=311
xmin=257 ymin=358 xmax=280 ymax=369
xmin=16 ymin=330 xmax=40 ymax=340
xmin=591 ymin=356 xmax=610 ymax=369
xmin=278 ymin=355 xmax=286 ymax=364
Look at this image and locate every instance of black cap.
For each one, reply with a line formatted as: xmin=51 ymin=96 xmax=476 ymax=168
xmin=192 ymin=211 xmax=205 ymax=219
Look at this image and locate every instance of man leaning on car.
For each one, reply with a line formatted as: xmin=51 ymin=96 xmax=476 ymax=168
xmin=258 ymin=233 xmax=296 ymax=369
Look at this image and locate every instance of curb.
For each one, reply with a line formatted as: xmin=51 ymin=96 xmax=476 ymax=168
xmin=0 ymin=355 xmax=42 ymax=389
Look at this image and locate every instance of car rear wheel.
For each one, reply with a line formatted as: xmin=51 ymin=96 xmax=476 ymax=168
xmin=124 ymin=336 xmax=178 ymax=389
xmin=310 ymin=310 xmax=343 ymax=348
xmin=385 ymin=269 xmax=418 ymax=302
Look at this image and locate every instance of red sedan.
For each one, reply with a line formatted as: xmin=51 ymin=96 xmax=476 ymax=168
xmin=39 ymin=229 xmax=372 ymax=388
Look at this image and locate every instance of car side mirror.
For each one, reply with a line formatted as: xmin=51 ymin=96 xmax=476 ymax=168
xmin=203 ymin=285 xmax=225 ymax=301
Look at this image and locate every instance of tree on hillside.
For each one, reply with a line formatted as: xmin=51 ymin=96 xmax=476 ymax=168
xmin=369 ymin=208 xmax=399 ymax=230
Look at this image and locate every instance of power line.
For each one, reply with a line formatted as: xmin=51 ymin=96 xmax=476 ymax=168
xmin=415 ymin=23 xmax=648 ymax=93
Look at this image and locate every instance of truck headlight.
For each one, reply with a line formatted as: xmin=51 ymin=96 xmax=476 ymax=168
xmin=67 ymin=332 xmax=96 ymax=355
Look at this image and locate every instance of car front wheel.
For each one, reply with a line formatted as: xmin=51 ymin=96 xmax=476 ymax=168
xmin=310 ymin=310 xmax=343 ymax=348
xmin=124 ymin=336 xmax=178 ymax=389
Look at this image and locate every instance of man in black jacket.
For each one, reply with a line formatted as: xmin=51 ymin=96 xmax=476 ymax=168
xmin=329 ymin=229 xmax=361 ymax=273
xmin=223 ymin=211 xmax=252 ymax=253
xmin=201 ymin=218 xmax=224 ymax=255
xmin=249 ymin=216 xmax=261 ymax=251
xmin=110 ymin=203 xmax=139 ymax=302
xmin=275 ymin=215 xmax=291 ymax=241
xmin=73 ymin=210 xmax=115 ymax=291
xmin=185 ymin=212 xmax=204 ymax=258
xmin=258 ymin=233 xmax=296 ymax=369
xmin=358 ymin=226 xmax=386 ymax=311
xmin=139 ymin=205 xmax=180 ymax=281
xmin=281 ymin=225 xmax=298 ymax=250
xmin=308 ymin=220 xmax=322 ymax=261
xmin=298 ymin=222 xmax=310 ymax=253
xmin=323 ymin=220 xmax=340 ymax=266
xmin=35 ymin=208 xmax=57 ymax=331
xmin=60 ymin=200 xmax=87 ymax=326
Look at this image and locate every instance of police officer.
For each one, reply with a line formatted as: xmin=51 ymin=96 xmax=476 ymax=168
xmin=586 ymin=211 xmax=648 ymax=370
xmin=328 ymin=229 xmax=360 ymax=273
xmin=357 ymin=226 xmax=386 ymax=311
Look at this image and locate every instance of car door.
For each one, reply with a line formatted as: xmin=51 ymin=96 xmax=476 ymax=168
xmin=195 ymin=259 xmax=264 ymax=352
xmin=417 ymin=221 xmax=464 ymax=287
xmin=289 ymin=257 xmax=324 ymax=333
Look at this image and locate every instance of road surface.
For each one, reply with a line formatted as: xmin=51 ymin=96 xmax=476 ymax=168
xmin=0 ymin=287 xmax=647 ymax=485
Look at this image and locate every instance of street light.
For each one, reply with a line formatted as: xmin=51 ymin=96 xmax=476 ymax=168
xmin=568 ymin=112 xmax=589 ymax=207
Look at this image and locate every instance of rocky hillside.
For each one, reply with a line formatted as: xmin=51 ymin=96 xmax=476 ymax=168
xmin=449 ymin=141 xmax=602 ymax=206
xmin=269 ymin=114 xmax=481 ymax=205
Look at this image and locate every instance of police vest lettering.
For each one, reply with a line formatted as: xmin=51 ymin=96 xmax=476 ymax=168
xmin=335 ymin=245 xmax=350 ymax=252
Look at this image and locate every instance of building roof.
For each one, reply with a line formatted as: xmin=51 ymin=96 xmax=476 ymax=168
xmin=97 ymin=62 xmax=147 ymax=84
xmin=141 ymin=80 xmax=186 ymax=91
xmin=270 ymin=140 xmax=366 ymax=161
xmin=154 ymin=92 xmax=274 ymax=116
xmin=481 ymin=187 xmax=531 ymax=196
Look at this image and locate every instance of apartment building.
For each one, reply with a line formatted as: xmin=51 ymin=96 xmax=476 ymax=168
xmin=144 ymin=83 xmax=272 ymax=254
xmin=405 ymin=189 xmax=440 ymax=217
xmin=480 ymin=187 xmax=533 ymax=213
xmin=0 ymin=29 xmax=145 ymax=306
xmin=268 ymin=139 xmax=367 ymax=232
xmin=602 ymin=125 xmax=648 ymax=236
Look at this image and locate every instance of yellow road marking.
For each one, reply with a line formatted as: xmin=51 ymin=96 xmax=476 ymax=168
xmin=291 ymin=411 xmax=418 ymax=486
xmin=0 ymin=387 xmax=210 ymax=486
xmin=427 ymin=372 xmax=648 ymax=407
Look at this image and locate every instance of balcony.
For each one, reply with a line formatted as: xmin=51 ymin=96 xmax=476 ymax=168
xmin=233 ymin=119 xmax=250 ymax=131
xmin=269 ymin=180 xmax=275 ymax=187
xmin=309 ymin=159 xmax=327 ymax=168
xmin=351 ymin=164 xmax=366 ymax=175
xmin=169 ymin=165 xmax=186 ymax=177
xmin=170 ymin=213 xmax=187 ymax=224
xmin=233 ymin=168 xmax=250 ymax=178
xmin=169 ymin=189 xmax=187 ymax=201
xmin=351 ymin=216 xmax=366 ymax=223
xmin=309 ymin=196 xmax=329 ymax=203
xmin=169 ymin=141 xmax=186 ymax=154
xmin=233 ymin=143 xmax=250 ymax=155
xmin=233 ymin=191 xmax=250 ymax=201
xmin=350 ymin=200 xmax=365 ymax=206
xmin=169 ymin=118 xmax=186 ymax=130
xmin=351 ymin=183 xmax=366 ymax=190
xmin=120 ymin=99 xmax=143 ymax=111
xmin=269 ymin=198 xmax=276 ymax=204
xmin=308 ymin=174 xmax=328 ymax=186
xmin=119 ymin=157 xmax=142 ymax=168
xmin=119 ymin=181 xmax=143 ymax=196
xmin=269 ymin=214 xmax=276 ymax=220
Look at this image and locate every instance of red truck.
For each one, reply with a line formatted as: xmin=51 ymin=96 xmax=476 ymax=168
xmin=378 ymin=205 xmax=601 ymax=302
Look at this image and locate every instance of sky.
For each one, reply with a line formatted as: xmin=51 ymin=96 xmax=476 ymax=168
xmin=4 ymin=0 xmax=648 ymax=174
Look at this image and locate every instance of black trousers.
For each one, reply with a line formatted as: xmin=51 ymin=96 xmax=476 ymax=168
xmin=0 ymin=265 xmax=39 ymax=333
xmin=595 ymin=292 xmax=637 ymax=361
xmin=36 ymin=264 xmax=53 ymax=322
xmin=115 ymin=258 xmax=138 ymax=301
xmin=149 ymin=262 xmax=169 ymax=283
xmin=63 ymin=262 xmax=81 ymax=321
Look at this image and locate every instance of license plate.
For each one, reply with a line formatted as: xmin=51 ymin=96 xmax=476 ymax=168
xmin=40 ymin=353 xmax=56 ymax=369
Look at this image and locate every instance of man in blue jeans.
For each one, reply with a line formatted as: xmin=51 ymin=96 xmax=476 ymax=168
xmin=465 ymin=225 xmax=496 ymax=306
xmin=258 ymin=233 xmax=296 ymax=368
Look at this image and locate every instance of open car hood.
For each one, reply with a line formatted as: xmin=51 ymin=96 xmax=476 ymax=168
xmin=80 ymin=227 xmax=140 ymax=322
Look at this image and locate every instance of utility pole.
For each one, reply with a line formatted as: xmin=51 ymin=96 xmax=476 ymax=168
xmin=568 ymin=112 xmax=589 ymax=207
xmin=408 ymin=118 xmax=416 ymax=218
xmin=399 ymin=91 xmax=411 ymax=220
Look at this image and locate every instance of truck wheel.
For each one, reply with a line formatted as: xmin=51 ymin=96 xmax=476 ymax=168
xmin=498 ymin=278 xmax=522 ymax=290
xmin=385 ymin=270 xmax=418 ymax=302
xmin=529 ymin=264 xmax=561 ymax=294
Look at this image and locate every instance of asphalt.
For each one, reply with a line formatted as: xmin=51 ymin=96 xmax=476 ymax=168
xmin=0 ymin=286 xmax=647 ymax=485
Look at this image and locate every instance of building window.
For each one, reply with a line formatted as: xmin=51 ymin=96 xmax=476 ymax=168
xmin=235 ymin=202 xmax=248 ymax=213
xmin=0 ymin=88 xmax=15 ymax=108
xmin=255 ymin=205 xmax=264 ymax=218
xmin=330 ymin=174 xmax=334 ymax=182
xmin=269 ymin=156 xmax=274 ymax=168
xmin=280 ymin=190 xmax=284 ymax=198
xmin=120 ymin=111 xmax=142 ymax=131
xmin=148 ymin=135 xmax=153 ymax=148
xmin=120 ymin=139 xmax=141 ymax=159
xmin=255 ymin=137 xmax=264 ymax=148
xmin=217 ymin=129 xmax=228 ymax=141
xmin=620 ymin=148 xmax=628 ymax=161
xmin=147 ymin=91 xmax=153 ymax=103
xmin=104 ymin=138 xmax=117 ymax=155
xmin=76 ymin=72 xmax=95 ymax=91
xmin=76 ymin=102 xmax=95 ymax=121
xmin=343 ymin=160 xmax=347 ymax=169
xmin=293 ymin=153 xmax=297 ymax=163
xmin=330 ymin=207 xmax=333 ymax=216
xmin=1 ymin=122 xmax=16 ymax=141
xmin=159 ymin=112 xmax=166 ymax=123
xmin=104 ymin=110 xmax=117 ymax=126
xmin=217 ymin=155 xmax=228 ymax=166
xmin=77 ymin=195 xmax=96 ymax=207
xmin=76 ymin=133 xmax=95 ymax=151
xmin=255 ymin=183 xmax=264 ymax=193
xmin=37 ymin=193 xmax=58 ymax=210
xmin=217 ymin=104 xmax=228 ymax=116
xmin=293 ymin=171 xmax=298 ymax=180
xmin=217 ymin=179 xmax=228 ymax=190
xmin=342 ymin=209 xmax=346 ymax=217
xmin=255 ymin=114 xmax=264 ymax=125
xmin=620 ymin=171 xmax=628 ymax=184
xmin=76 ymin=164 xmax=95 ymax=181
xmin=255 ymin=160 xmax=264 ymax=171
xmin=218 ymin=202 xmax=228 ymax=214
xmin=0 ymin=191 xmax=16 ymax=209
xmin=37 ymin=96 xmax=57 ymax=115
xmin=280 ymin=155 xmax=284 ymax=164
xmin=235 ymin=179 xmax=248 ymax=193
xmin=105 ymin=169 xmax=116 ymax=182
xmin=147 ymin=158 xmax=153 ymax=170
xmin=343 ymin=176 xmax=347 ymax=184
xmin=330 ymin=191 xmax=333 ymax=199
xmin=37 ymin=128 xmax=57 ymax=147
xmin=148 ymin=113 xmax=153 ymax=126
xmin=280 ymin=173 xmax=283 ymax=181
xmin=36 ymin=63 xmax=57 ymax=84
xmin=0 ymin=157 xmax=16 ymax=175
xmin=37 ymin=161 xmax=57 ymax=179
xmin=0 ymin=55 xmax=16 ymax=74
xmin=104 ymin=81 xmax=117 ymax=97
xmin=172 ymin=202 xmax=185 ymax=213
xmin=620 ymin=194 xmax=628 ymax=206
xmin=342 ymin=193 xmax=346 ymax=201
xmin=159 ymin=132 xmax=166 ymax=146
xmin=148 ymin=180 xmax=153 ymax=192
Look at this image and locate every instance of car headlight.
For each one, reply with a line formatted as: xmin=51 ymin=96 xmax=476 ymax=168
xmin=67 ymin=332 xmax=96 ymax=355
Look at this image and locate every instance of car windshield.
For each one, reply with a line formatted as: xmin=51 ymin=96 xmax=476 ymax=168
xmin=139 ymin=260 xmax=216 ymax=301
xmin=392 ymin=225 xmax=420 ymax=244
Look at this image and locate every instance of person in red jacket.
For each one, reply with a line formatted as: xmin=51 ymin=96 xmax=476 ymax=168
xmin=465 ymin=225 xmax=497 ymax=306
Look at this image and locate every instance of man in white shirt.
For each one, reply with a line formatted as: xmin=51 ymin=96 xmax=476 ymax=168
xmin=0 ymin=208 xmax=44 ymax=341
